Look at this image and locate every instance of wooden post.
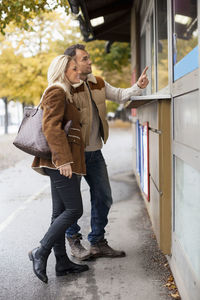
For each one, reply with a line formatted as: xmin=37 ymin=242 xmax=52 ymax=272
xmin=159 ymin=99 xmax=171 ymax=254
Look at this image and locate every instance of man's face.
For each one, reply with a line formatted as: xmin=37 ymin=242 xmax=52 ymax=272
xmin=65 ymin=59 xmax=80 ymax=84
xmin=75 ymin=49 xmax=92 ymax=76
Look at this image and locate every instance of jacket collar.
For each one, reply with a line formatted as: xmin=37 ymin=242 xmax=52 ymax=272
xmin=72 ymin=73 xmax=97 ymax=88
xmin=40 ymin=81 xmax=73 ymax=104
xmin=87 ymin=73 xmax=97 ymax=84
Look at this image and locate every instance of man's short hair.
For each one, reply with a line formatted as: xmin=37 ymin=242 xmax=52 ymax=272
xmin=64 ymin=44 xmax=86 ymax=57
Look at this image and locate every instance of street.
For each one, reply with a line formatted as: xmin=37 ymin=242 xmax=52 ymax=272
xmin=0 ymin=124 xmax=171 ymax=300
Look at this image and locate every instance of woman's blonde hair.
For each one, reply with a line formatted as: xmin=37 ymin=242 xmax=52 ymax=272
xmin=47 ymin=55 xmax=71 ymax=86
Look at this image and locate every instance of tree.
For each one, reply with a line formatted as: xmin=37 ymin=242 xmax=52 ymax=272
xmin=0 ymin=0 xmax=69 ymax=34
xmin=0 ymin=10 xmax=72 ymax=133
xmin=86 ymin=40 xmax=131 ymax=73
xmin=0 ymin=48 xmax=56 ymax=104
xmin=86 ymin=40 xmax=132 ymax=113
xmin=58 ymin=39 xmax=132 ymax=113
xmin=0 ymin=11 xmax=71 ymax=105
xmin=0 ymin=9 xmax=132 ymax=124
xmin=54 ymin=37 xmax=131 ymax=86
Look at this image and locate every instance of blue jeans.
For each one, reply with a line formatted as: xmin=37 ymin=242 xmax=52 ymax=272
xmin=66 ymin=150 xmax=113 ymax=245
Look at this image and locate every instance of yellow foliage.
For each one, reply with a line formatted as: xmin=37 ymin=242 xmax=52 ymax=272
xmin=0 ymin=11 xmax=74 ymax=104
xmin=0 ymin=11 xmax=133 ymax=109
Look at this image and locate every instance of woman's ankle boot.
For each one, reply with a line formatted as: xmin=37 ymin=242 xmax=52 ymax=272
xmin=29 ymin=246 xmax=51 ymax=283
xmin=55 ymin=254 xmax=89 ymax=276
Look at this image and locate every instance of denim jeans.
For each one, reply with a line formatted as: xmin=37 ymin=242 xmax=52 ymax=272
xmin=40 ymin=168 xmax=83 ymax=256
xmin=66 ymin=150 xmax=113 ymax=245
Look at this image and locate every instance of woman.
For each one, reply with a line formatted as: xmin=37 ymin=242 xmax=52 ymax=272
xmin=29 ymin=55 xmax=88 ymax=284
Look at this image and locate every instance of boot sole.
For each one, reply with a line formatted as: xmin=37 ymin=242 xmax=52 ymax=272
xmin=56 ymin=265 xmax=89 ymax=276
xmin=71 ymin=253 xmax=92 ymax=261
xmin=28 ymin=251 xmax=48 ymax=284
xmin=91 ymin=252 xmax=126 ymax=258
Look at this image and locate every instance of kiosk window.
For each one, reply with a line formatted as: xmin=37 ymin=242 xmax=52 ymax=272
xmin=151 ymin=14 xmax=155 ymax=93
xmin=157 ymin=0 xmax=168 ymax=90
xmin=175 ymin=157 xmax=200 ymax=279
xmin=173 ymin=0 xmax=198 ymax=81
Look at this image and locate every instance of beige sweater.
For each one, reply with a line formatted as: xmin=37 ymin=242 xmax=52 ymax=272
xmin=85 ymin=79 xmax=142 ymax=152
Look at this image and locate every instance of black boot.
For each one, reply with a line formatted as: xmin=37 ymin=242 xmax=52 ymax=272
xmin=55 ymin=254 xmax=89 ymax=276
xmin=28 ymin=246 xmax=51 ymax=284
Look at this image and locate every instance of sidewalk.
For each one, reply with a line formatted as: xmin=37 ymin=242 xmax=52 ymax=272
xmin=73 ymin=171 xmax=172 ymax=300
xmin=0 ymin=133 xmax=28 ymax=170
xmin=0 ymin=128 xmax=175 ymax=299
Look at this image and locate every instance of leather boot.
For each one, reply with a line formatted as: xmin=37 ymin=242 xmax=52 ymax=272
xmin=90 ymin=239 xmax=126 ymax=258
xmin=28 ymin=246 xmax=51 ymax=284
xmin=55 ymin=254 xmax=89 ymax=276
xmin=67 ymin=234 xmax=91 ymax=261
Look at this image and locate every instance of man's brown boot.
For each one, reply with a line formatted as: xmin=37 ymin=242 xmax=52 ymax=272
xmin=67 ymin=235 xmax=91 ymax=261
xmin=90 ymin=239 xmax=126 ymax=258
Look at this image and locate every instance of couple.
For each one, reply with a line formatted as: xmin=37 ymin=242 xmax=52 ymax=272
xmin=29 ymin=44 xmax=149 ymax=283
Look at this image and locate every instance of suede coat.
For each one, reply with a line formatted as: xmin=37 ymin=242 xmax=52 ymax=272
xmin=32 ymin=86 xmax=86 ymax=176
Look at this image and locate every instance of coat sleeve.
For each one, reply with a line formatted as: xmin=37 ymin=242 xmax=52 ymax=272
xmin=105 ymin=81 xmax=142 ymax=103
xmin=42 ymin=87 xmax=73 ymax=168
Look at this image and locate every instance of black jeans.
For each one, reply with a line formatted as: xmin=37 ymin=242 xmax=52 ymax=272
xmin=40 ymin=168 xmax=83 ymax=256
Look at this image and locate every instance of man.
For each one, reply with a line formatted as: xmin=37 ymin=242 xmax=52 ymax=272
xmin=64 ymin=44 xmax=149 ymax=260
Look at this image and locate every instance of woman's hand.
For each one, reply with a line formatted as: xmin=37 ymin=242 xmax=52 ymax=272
xmin=59 ymin=164 xmax=72 ymax=178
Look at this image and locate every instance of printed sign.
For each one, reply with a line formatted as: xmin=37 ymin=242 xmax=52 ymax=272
xmin=142 ymin=122 xmax=150 ymax=201
xmin=136 ymin=121 xmax=150 ymax=201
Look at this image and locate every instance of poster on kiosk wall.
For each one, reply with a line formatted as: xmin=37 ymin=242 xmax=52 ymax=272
xmin=136 ymin=120 xmax=140 ymax=174
xmin=142 ymin=122 xmax=150 ymax=201
xmin=136 ymin=120 xmax=150 ymax=202
xmin=139 ymin=124 xmax=144 ymax=190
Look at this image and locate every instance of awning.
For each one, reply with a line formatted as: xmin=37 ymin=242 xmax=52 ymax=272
xmin=68 ymin=0 xmax=133 ymax=42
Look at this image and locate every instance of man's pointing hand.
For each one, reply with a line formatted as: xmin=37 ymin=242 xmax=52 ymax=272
xmin=137 ymin=66 xmax=149 ymax=89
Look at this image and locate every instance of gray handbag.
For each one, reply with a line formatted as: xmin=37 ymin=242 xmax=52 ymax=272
xmin=13 ymin=102 xmax=72 ymax=159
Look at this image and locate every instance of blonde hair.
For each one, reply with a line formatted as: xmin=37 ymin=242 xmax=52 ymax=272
xmin=47 ymin=55 xmax=71 ymax=86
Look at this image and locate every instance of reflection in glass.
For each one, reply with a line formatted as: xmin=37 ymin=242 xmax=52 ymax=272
xmin=151 ymin=14 xmax=155 ymax=93
xmin=140 ymin=33 xmax=147 ymax=95
xmin=140 ymin=33 xmax=146 ymax=73
xmin=157 ymin=0 xmax=168 ymax=90
xmin=173 ymin=0 xmax=198 ymax=64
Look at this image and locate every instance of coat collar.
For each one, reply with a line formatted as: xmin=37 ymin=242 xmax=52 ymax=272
xmin=40 ymin=81 xmax=73 ymax=104
xmin=72 ymin=73 xmax=97 ymax=88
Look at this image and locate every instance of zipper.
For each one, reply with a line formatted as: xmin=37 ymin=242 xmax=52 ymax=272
xmin=85 ymin=81 xmax=104 ymax=140
xmin=85 ymin=81 xmax=93 ymax=139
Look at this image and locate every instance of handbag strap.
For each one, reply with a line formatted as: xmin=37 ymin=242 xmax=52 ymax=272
xmin=33 ymin=83 xmax=68 ymax=119
xmin=37 ymin=82 xmax=70 ymax=110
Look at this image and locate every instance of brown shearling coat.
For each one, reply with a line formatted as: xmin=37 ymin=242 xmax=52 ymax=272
xmin=31 ymin=86 xmax=86 ymax=176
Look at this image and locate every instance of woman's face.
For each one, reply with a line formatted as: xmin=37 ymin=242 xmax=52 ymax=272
xmin=65 ymin=60 xmax=80 ymax=84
